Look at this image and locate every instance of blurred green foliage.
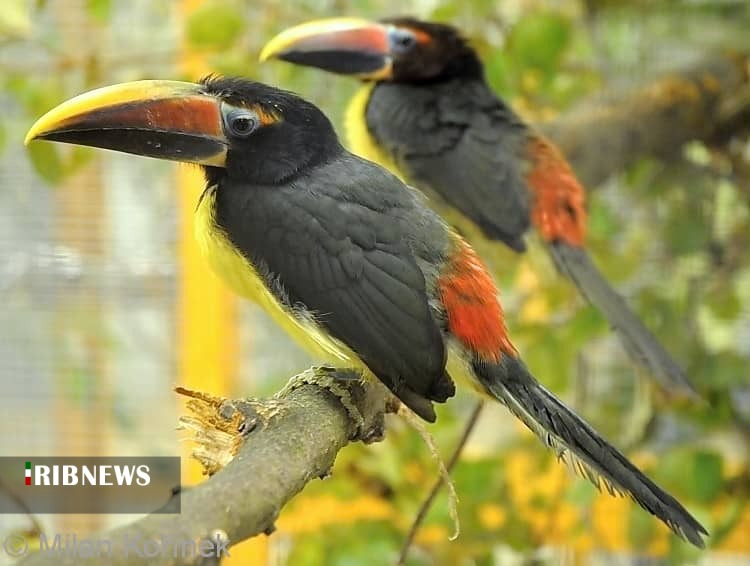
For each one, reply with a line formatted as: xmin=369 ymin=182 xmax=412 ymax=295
xmin=3 ymin=0 xmax=750 ymax=564
xmin=186 ymin=1 xmax=245 ymax=50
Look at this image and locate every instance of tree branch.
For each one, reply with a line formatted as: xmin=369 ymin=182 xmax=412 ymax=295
xmin=19 ymin=367 xmax=393 ymax=566
xmin=543 ymin=52 xmax=750 ymax=188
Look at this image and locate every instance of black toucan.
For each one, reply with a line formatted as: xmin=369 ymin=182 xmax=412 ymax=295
xmin=26 ymin=77 xmax=707 ymax=546
xmin=260 ymin=17 xmax=700 ymax=400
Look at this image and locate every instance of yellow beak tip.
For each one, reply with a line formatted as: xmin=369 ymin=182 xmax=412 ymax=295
xmin=23 ymin=131 xmax=38 ymax=146
xmin=260 ymin=18 xmax=377 ymax=65
xmin=25 ymin=116 xmax=54 ymax=145
xmin=258 ymin=42 xmax=281 ymax=63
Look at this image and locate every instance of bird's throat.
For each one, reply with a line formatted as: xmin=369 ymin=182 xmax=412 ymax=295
xmin=344 ymin=84 xmax=404 ymax=180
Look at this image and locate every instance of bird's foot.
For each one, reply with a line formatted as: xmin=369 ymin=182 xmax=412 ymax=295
xmin=276 ymin=366 xmax=387 ymax=443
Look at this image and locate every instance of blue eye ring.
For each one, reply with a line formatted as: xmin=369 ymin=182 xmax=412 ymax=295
xmin=389 ymin=28 xmax=418 ymax=54
xmin=223 ymin=107 xmax=259 ymax=138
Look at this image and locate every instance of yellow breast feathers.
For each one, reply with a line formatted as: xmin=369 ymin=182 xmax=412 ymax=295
xmin=344 ymin=84 xmax=404 ymax=181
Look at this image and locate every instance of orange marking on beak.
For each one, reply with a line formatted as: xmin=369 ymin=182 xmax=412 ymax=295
xmin=141 ymin=96 xmax=223 ymax=136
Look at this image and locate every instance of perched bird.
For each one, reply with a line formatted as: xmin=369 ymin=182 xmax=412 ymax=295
xmin=26 ymin=77 xmax=707 ymax=546
xmin=260 ymin=17 xmax=699 ymax=399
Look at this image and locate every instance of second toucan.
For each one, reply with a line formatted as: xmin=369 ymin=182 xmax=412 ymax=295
xmin=261 ymin=17 xmax=699 ymax=399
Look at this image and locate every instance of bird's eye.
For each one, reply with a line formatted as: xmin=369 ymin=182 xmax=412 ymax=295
xmin=223 ymin=107 xmax=259 ymax=138
xmin=389 ymin=29 xmax=417 ymax=54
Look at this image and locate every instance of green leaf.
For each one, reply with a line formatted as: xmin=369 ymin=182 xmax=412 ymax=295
xmin=509 ymin=12 xmax=571 ymax=75
xmin=654 ymin=449 xmax=693 ymax=494
xmin=67 ymin=365 xmax=95 ymax=406
xmin=628 ymin=502 xmax=655 ymax=547
xmin=0 ymin=123 xmax=6 ymax=155
xmin=625 ymin=157 xmax=661 ymax=191
xmin=663 ymin=197 xmax=711 ymax=255
xmin=0 ymin=0 xmax=32 ymax=38
xmin=690 ymin=450 xmax=723 ymax=503
xmin=453 ymin=458 xmax=503 ymax=508
xmin=713 ymin=179 xmax=748 ymax=243
xmin=565 ymin=479 xmax=597 ymax=506
xmin=7 ymin=76 xmax=65 ymax=117
xmin=27 ymin=142 xmax=63 ymax=184
xmin=210 ymin=51 xmax=254 ymax=77
xmin=86 ymin=0 xmax=110 ymax=22
xmin=683 ymin=141 xmax=711 ymax=167
xmin=186 ymin=1 xmax=244 ymax=50
xmin=484 ymin=52 xmax=513 ymax=97
xmin=430 ymin=3 xmax=461 ymax=22
xmin=688 ymin=352 xmax=749 ymax=394
xmin=565 ymin=305 xmax=608 ymax=345
xmin=706 ymin=284 xmax=741 ymax=320
xmin=587 ymin=199 xmax=621 ymax=240
xmin=65 ymin=146 xmax=96 ymax=176
xmin=655 ymin=448 xmax=724 ymax=504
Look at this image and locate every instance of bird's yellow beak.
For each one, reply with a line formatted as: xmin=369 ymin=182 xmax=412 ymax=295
xmin=260 ymin=18 xmax=393 ymax=79
xmin=25 ymin=80 xmax=228 ymax=167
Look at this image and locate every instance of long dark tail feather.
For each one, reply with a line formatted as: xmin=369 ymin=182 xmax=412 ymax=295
xmin=549 ymin=241 xmax=699 ymax=399
xmin=472 ymin=355 xmax=708 ymax=548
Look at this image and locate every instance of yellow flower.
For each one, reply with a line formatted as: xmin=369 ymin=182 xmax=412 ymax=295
xmin=479 ymin=504 xmax=507 ymax=530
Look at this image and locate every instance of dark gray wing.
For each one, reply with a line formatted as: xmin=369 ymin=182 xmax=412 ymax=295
xmin=367 ymin=79 xmax=532 ymax=252
xmin=216 ymin=158 xmax=454 ymax=421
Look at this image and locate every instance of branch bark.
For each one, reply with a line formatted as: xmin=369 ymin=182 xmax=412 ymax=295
xmin=19 ymin=368 xmax=392 ymax=566
xmin=543 ymin=52 xmax=750 ymax=188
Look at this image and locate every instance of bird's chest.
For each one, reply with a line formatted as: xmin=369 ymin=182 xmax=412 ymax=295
xmin=355 ymin=83 xmax=465 ymax=170
xmin=349 ymin=84 xmax=490 ymax=241
xmin=345 ymin=84 xmax=405 ymax=179
xmin=192 ymin=186 xmax=355 ymax=363
xmin=193 ymin=186 xmax=270 ymax=302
